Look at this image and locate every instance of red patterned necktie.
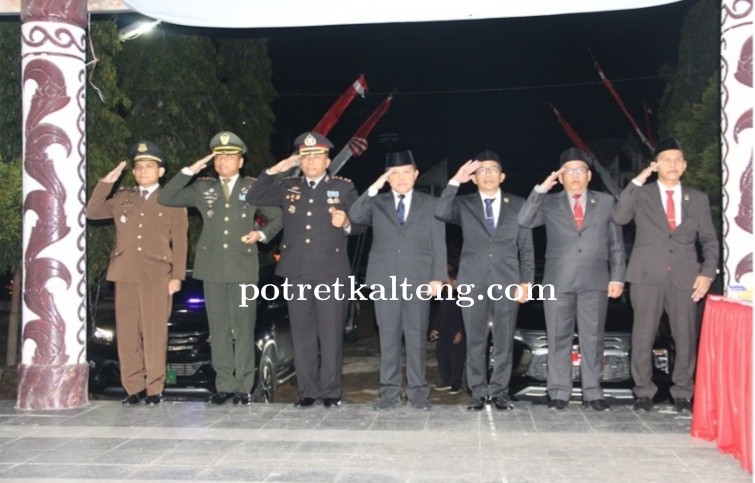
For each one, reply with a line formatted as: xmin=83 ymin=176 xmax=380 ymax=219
xmin=573 ymin=194 xmax=584 ymax=230
xmin=666 ymin=190 xmax=676 ymax=230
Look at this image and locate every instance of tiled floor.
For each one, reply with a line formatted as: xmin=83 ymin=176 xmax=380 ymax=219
xmin=0 ymin=399 xmax=750 ymax=482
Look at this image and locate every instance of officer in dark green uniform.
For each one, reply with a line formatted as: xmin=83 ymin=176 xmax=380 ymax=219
xmin=159 ymin=131 xmax=282 ymax=405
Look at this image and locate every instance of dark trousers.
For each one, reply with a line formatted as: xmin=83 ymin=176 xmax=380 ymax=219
xmin=374 ymin=297 xmax=431 ymax=404
xmin=287 ymin=279 xmax=347 ymax=400
xmin=203 ymin=281 xmax=257 ymax=393
xmin=462 ymin=284 xmax=519 ymax=399
xmin=543 ymin=290 xmax=607 ymax=402
xmin=630 ymin=277 xmax=698 ymax=400
xmin=436 ymin=332 xmax=465 ymax=388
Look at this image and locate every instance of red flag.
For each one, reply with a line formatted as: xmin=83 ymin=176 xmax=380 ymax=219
xmin=593 ymin=60 xmax=654 ymax=151
xmin=550 ymin=104 xmax=591 ymax=154
xmin=348 ymin=92 xmax=393 ymax=156
xmin=313 ymin=74 xmax=368 ymax=135
xmin=330 ymin=92 xmax=395 ymax=174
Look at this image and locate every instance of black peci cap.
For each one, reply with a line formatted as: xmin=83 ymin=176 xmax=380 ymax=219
xmin=559 ymin=147 xmax=590 ymax=167
xmin=385 ymin=150 xmax=416 ymax=169
xmin=474 ymin=149 xmax=502 ymax=168
xmin=653 ymin=138 xmax=684 ymax=158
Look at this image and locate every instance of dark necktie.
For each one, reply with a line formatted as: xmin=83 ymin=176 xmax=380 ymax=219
xmin=666 ymin=190 xmax=677 ymax=231
xmin=484 ymin=198 xmax=496 ymax=235
xmin=309 ymin=180 xmax=316 ymax=189
xmin=573 ymin=194 xmax=584 ymax=230
xmin=222 ymin=178 xmax=231 ymax=200
xmin=396 ymin=194 xmax=406 ymax=225
xmin=141 ymin=189 xmax=148 ymax=200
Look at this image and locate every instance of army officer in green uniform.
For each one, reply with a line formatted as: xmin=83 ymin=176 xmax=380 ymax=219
xmin=159 ymin=131 xmax=282 ymax=405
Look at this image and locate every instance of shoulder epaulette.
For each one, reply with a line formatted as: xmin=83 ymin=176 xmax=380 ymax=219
xmin=332 ymin=175 xmax=353 ymax=183
xmin=197 ymin=177 xmax=215 ymax=181
xmin=243 ymin=176 xmax=257 ymax=181
xmin=118 ymin=186 xmax=138 ymax=191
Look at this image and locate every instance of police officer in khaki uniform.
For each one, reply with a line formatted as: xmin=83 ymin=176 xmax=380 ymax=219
xmin=159 ymin=131 xmax=282 ymax=405
xmin=245 ymin=132 xmax=362 ymax=408
xmin=86 ymin=141 xmax=188 ymax=406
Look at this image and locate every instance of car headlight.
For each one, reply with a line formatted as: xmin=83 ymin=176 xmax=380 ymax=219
xmin=92 ymin=327 xmax=115 ymax=343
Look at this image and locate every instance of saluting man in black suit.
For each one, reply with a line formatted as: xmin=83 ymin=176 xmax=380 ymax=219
xmin=435 ymin=150 xmax=535 ymax=411
xmin=612 ymin=138 xmax=718 ymax=414
xmin=518 ymin=148 xmax=626 ymax=412
xmin=245 ymin=132 xmax=363 ymax=408
xmin=349 ymin=150 xmax=447 ymax=412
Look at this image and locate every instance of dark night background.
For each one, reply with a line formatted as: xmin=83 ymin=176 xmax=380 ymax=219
xmin=250 ymin=1 xmax=695 ymax=196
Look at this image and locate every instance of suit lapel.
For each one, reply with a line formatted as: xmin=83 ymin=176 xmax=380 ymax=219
xmin=495 ymin=194 xmax=509 ymax=234
xmin=582 ymin=190 xmax=597 ymax=231
xmin=678 ymin=185 xmax=690 ymax=229
xmin=403 ymin=191 xmax=421 ymax=226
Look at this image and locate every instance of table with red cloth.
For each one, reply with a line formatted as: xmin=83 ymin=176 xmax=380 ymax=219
xmin=691 ymin=295 xmax=752 ymax=473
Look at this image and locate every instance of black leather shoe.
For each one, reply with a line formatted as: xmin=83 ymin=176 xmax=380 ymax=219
xmin=583 ymin=399 xmax=610 ymax=411
xmin=467 ymin=397 xmax=487 ymax=411
xmin=144 ymin=394 xmax=163 ymax=405
xmin=548 ymin=399 xmax=568 ymax=410
xmin=294 ymin=397 xmax=316 ymax=408
xmin=491 ymin=396 xmax=515 ymax=410
xmin=234 ymin=393 xmax=253 ymax=405
xmin=323 ymin=398 xmax=342 ymax=408
xmin=122 ymin=394 xmax=141 ymax=405
xmin=208 ymin=392 xmax=234 ymax=405
xmin=674 ymin=398 xmax=692 ymax=414
xmin=633 ymin=397 xmax=653 ymax=412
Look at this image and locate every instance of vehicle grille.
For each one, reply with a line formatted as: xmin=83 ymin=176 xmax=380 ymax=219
xmin=167 ymin=331 xmax=206 ymax=352
xmin=515 ymin=330 xmax=631 ymax=382
xmin=167 ymin=361 xmax=209 ymax=376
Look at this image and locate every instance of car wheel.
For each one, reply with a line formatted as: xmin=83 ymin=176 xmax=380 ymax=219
xmin=252 ymin=346 xmax=277 ymax=403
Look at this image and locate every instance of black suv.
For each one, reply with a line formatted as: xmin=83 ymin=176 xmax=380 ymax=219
xmin=87 ymin=264 xmax=296 ymax=402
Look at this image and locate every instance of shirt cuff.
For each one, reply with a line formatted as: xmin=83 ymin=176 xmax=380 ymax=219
xmin=181 ymin=167 xmax=194 ymax=176
xmin=533 ymin=184 xmax=547 ymax=194
xmin=367 ymin=187 xmax=378 ymax=197
xmin=448 ymin=180 xmax=460 ymax=187
xmin=258 ymin=231 xmax=267 ymax=243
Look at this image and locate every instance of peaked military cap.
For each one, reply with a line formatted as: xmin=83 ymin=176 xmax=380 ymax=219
xmin=385 ymin=150 xmax=416 ymax=169
xmin=294 ymin=131 xmax=334 ymax=155
xmin=129 ymin=140 xmax=164 ymax=165
xmin=653 ymin=138 xmax=684 ymax=158
xmin=210 ymin=131 xmax=247 ymax=155
xmin=559 ymin=147 xmax=591 ymax=167
xmin=474 ymin=149 xmax=502 ymax=168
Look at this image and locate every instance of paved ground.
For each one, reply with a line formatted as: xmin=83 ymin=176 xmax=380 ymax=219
xmin=0 ymin=398 xmax=750 ymax=482
xmin=0 ymin=307 xmax=751 ymax=481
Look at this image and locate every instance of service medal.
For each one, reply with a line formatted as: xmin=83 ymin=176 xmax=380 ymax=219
xmin=288 ymin=205 xmax=296 ymax=214
xmin=119 ymin=214 xmax=127 ymax=224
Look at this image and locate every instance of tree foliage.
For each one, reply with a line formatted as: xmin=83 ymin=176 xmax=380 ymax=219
xmin=0 ymin=20 xmax=21 ymax=162
xmin=657 ymin=0 xmax=722 ymax=233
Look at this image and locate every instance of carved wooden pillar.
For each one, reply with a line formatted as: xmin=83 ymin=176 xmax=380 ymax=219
xmin=18 ymin=0 xmax=88 ymax=409
xmin=721 ymin=0 xmax=753 ymax=301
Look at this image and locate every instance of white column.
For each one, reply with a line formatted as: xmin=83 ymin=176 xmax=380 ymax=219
xmin=18 ymin=0 xmax=88 ymax=409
